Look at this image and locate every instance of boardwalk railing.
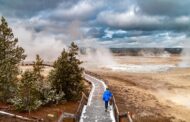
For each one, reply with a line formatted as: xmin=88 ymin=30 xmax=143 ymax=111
xmin=112 ymin=96 xmax=120 ymax=122
xmin=58 ymin=112 xmax=75 ymax=122
xmin=21 ymin=62 xmax=53 ymax=67
xmin=0 ymin=111 xmax=37 ymax=121
xmin=57 ymin=92 xmax=88 ymax=122
xmin=75 ymin=92 xmax=88 ymax=121
xmin=119 ymin=112 xmax=133 ymax=122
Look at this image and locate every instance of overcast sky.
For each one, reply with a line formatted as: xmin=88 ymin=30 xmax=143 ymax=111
xmin=0 ymin=0 xmax=190 ymax=59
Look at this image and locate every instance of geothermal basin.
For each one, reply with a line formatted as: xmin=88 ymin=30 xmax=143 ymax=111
xmin=85 ymin=55 xmax=190 ymax=122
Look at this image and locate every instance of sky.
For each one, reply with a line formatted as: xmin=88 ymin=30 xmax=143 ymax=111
xmin=0 ymin=0 xmax=190 ymax=59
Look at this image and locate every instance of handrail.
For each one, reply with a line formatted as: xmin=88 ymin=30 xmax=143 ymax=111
xmin=112 ymin=96 xmax=120 ymax=122
xmin=119 ymin=112 xmax=133 ymax=122
xmin=57 ymin=92 xmax=88 ymax=122
xmin=75 ymin=92 xmax=88 ymax=122
xmin=21 ymin=63 xmax=53 ymax=67
xmin=58 ymin=112 xmax=75 ymax=122
xmin=0 ymin=111 xmax=36 ymax=121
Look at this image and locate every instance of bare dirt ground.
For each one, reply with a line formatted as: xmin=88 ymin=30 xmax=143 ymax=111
xmin=0 ymin=102 xmax=78 ymax=122
xmin=0 ymin=66 xmax=91 ymax=122
xmin=19 ymin=65 xmax=53 ymax=77
xmin=87 ymin=55 xmax=190 ymax=122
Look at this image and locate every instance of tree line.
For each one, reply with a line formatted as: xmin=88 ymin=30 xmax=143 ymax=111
xmin=0 ymin=17 xmax=84 ymax=114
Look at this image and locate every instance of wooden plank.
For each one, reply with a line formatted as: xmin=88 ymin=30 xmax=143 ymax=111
xmin=58 ymin=112 xmax=75 ymax=122
xmin=119 ymin=112 xmax=133 ymax=122
xmin=0 ymin=111 xmax=35 ymax=121
xmin=75 ymin=92 xmax=88 ymax=122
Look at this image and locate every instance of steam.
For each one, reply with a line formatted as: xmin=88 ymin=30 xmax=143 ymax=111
xmin=10 ymin=19 xmax=117 ymax=67
xmin=179 ymin=41 xmax=190 ymax=67
xmin=139 ymin=49 xmax=170 ymax=57
xmin=79 ymin=38 xmax=117 ymax=68
xmin=157 ymin=89 xmax=190 ymax=108
xmin=66 ymin=21 xmax=117 ymax=68
xmin=11 ymin=22 xmax=67 ymax=62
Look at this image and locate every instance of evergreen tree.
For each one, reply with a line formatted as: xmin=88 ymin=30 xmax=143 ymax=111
xmin=32 ymin=54 xmax=44 ymax=94
xmin=33 ymin=54 xmax=44 ymax=76
xmin=66 ymin=42 xmax=84 ymax=100
xmin=47 ymin=70 xmax=65 ymax=104
xmin=11 ymin=71 xmax=42 ymax=113
xmin=32 ymin=54 xmax=49 ymax=104
xmin=50 ymin=42 xmax=84 ymax=100
xmin=0 ymin=17 xmax=26 ymax=102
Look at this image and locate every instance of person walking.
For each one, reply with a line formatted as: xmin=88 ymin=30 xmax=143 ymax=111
xmin=102 ymin=88 xmax=112 ymax=112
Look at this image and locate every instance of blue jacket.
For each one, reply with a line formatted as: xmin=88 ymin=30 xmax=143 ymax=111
xmin=102 ymin=90 xmax=112 ymax=102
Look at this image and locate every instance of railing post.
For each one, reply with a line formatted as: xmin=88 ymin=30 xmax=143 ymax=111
xmin=127 ymin=112 xmax=133 ymax=122
xmin=74 ymin=92 xmax=88 ymax=122
xmin=119 ymin=115 xmax=122 ymax=122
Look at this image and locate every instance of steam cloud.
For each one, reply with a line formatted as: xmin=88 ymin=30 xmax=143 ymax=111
xmin=11 ymin=20 xmax=116 ymax=67
xmin=179 ymin=40 xmax=190 ymax=67
xmin=12 ymin=24 xmax=67 ymax=62
xmin=79 ymin=39 xmax=117 ymax=68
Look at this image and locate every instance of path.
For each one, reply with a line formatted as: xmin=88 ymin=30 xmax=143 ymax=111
xmin=80 ymin=74 xmax=115 ymax=122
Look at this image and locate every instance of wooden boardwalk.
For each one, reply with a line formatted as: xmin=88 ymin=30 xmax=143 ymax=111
xmin=80 ymin=74 xmax=115 ymax=122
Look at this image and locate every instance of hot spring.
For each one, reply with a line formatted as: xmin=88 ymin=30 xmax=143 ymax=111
xmin=103 ymin=64 xmax=176 ymax=73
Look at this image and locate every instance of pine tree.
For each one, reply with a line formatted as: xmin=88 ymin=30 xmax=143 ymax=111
xmin=33 ymin=54 xmax=44 ymax=94
xmin=50 ymin=42 xmax=84 ymax=101
xmin=0 ymin=17 xmax=26 ymax=102
xmin=32 ymin=54 xmax=48 ymax=103
xmin=11 ymin=71 xmax=42 ymax=113
xmin=33 ymin=54 xmax=44 ymax=76
xmin=66 ymin=42 xmax=84 ymax=100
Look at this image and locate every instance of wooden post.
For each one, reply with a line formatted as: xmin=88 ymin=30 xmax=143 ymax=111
xmin=127 ymin=112 xmax=133 ymax=122
xmin=0 ymin=111 xmax=35 ymax=121
xmin=119 ymin=115 xmax=122 ymax=122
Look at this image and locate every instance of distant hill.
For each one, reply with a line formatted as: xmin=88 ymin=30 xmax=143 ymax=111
xmin=110 ymin=48 xmax=183 ymax=56
xmin=80 ymin=47 xmax=183 ymax=56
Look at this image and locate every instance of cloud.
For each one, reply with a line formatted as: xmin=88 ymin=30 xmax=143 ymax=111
xmin=98 ymin=9 xmax=157 ymax=30
xmin=86 ymin=28 xmax=106 ymax=38
xmin=98 ymin=31 xmax=187 ymax=48
xmin=1 ymin=0 xmax=190 ymax=53
xmin=0 ymin=0 xmax=81 ymax=18
xmin=97 ymin=6 xmax=190 ymax=31
xmin=0 ymin=0 xmax=67 ymax=17
xmin=136 ymin=0 xmax=190 ymax=17
xmin=50 ymin=1 xmax=100 ymax=21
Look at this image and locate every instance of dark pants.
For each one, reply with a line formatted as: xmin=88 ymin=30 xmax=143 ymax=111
xmin=105 ymin=101 xmax=109 ymax=110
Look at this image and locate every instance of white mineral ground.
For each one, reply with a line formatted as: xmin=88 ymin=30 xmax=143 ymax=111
xmin=83 ymin=55 xmax=190 ymax=122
